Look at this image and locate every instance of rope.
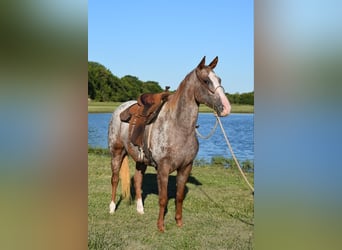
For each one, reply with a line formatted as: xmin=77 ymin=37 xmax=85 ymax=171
xmin=195 ymin=118 xmax=219 ymax=139
xmin=214 ymin=113 xmax=255 ymax=193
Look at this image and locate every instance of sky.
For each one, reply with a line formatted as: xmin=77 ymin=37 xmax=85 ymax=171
xmin=88 ymin=1 xmax=253 ymax=93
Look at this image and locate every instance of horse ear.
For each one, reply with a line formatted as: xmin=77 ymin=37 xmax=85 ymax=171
xmin=197 ymin=56 xmax=206 ymax=69
xmin=208 ymin=56 xmax=218 ymax=69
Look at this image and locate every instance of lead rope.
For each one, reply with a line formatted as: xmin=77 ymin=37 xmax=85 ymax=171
xmin=195 ymin=118 xmax=219 ymax=139
xmin=214 ymin=113 xmax=254 ymax=194
xmin=196 ymin=112 xmax=254 ymax=194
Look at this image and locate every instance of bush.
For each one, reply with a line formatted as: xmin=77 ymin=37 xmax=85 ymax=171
xmin=211 ymin=156 xmax=230 ymax=167
xmin=241 ymin=160 xmax=254 ymax=172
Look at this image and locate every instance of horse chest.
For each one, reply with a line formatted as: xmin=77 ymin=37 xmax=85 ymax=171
xmin=149 ymin=130 xmax=198 ymax=163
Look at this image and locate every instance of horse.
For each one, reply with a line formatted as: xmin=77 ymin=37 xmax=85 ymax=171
xmin=108 ymin=56 xmax=231 ymax=232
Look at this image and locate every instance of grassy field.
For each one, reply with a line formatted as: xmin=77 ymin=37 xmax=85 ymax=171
xmin=88 ymin=150 xmax=254 ymax=249
xmin=88 ymin=102 xmax=123 ymax=113
xmin=88 ymin=101 xmax=254 ymax=114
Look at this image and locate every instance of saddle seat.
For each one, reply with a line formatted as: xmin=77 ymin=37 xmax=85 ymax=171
xmin=120 ymin=90 xmax=171 ymax=148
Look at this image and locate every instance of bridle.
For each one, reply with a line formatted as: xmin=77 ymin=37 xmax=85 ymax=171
xmin=210 ymin=84 xmax=225 ymax=94
xmin=196 ymin=69 xmax=225 ymax=94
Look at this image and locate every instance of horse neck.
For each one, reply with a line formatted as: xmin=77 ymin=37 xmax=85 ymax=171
xmin=168 ymin=70 xmax=199 ymax=130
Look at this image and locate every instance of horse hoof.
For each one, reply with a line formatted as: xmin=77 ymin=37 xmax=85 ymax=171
xmin=157 ymin=223 xmax=165 ymax=232
xmin=136 ymin=198 xmax=144 ymax=214
xmin=109 ymin=201 xmax=116 ymax=214
xmin=137 ymin=209 xmax=144 ymax=215
xmin=176 ymin=220 xmax=183 ymax=227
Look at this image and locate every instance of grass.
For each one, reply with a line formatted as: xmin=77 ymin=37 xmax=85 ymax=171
xmin=199 ymin=104 xmax=254 ymax=114
xmin=88 ymin=101 xmax=254 ymax=114
xmin=88 ymin=149 xmax=254 ymax=249
xmin=88 ymin=102 xmax=122 ymax=113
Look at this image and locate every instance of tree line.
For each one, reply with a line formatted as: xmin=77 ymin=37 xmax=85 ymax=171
xmin=88 ymin=61 xmax=253 ymax=105
xmin=88 ymin=61 xmax=163 ymax=102
xmin=226 ymin=92 xmax=254 ymax=105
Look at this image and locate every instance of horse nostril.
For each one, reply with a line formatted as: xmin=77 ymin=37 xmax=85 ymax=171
xmin=214 ymin=104 xmax=224 ymax=114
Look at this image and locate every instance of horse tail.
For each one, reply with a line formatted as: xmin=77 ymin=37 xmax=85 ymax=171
xmin=119 ymin=155 xmax=131 ymax=200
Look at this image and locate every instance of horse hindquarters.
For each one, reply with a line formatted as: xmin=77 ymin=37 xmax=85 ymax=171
xmin=108 ymin=101 xmax=135 ymax=213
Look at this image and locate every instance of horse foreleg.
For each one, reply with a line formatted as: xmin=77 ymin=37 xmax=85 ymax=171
xmin=109 ymin=149 xmax=124 ymax=214
xmin=156 ymin=165 xmax=170 ymax=232
xmin=134 ymin=162 xmax=147 ymax=214
xmin=175 ymin=163 xmax=193 ymax=227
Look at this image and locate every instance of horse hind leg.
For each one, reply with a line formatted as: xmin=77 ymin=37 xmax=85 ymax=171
xmin=134 ymin=162 xmax=147 ymax=214
xmin=109 ymin=154 xmax=120 ymax=214
xmin=109 ymin=148 xmax=131 ymax=214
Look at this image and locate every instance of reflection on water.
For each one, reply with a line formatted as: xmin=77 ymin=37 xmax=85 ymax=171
xmin=88 ymin=113 xmax=254 ymax=162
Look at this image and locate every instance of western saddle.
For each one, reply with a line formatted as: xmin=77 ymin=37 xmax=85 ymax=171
xmin=120 ymin=87 xmax=171 ymax=152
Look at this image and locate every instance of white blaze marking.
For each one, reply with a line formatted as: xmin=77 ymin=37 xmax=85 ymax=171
xmin=137 ymin=198 xmax=144 ymax=214
xmin=208 ymin=71 xmax=220 ymax=90
xmin=208 ymin=72 xmax=231 ymax=116
xmin=109 ymin=201 xmax=116 ymax=214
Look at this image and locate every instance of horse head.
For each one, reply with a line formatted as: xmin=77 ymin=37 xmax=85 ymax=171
xmin=194 ymin=56 xmax=231 ymax=117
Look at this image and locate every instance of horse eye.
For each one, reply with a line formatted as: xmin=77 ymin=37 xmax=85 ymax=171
xmin=204 ymin=79 xmax=210 ymax=84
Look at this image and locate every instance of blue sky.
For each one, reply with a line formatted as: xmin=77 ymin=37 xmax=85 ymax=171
xmin=88 ymin=1 xmax=253 ymax=93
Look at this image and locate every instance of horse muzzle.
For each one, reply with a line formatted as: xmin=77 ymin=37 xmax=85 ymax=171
xmin=215 ymin=93 xmax=231 ymax=117
xmin=219 ymin=105 xmax=231 ymax=117
xmin=215 ymin=103 xmax=231 ymax=117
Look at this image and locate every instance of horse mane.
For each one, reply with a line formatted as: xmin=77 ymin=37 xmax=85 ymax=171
xmin=168 ymin=69 xmax=196 ymax=110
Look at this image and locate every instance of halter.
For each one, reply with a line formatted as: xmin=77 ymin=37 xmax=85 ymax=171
xmin=211 ymin=85 xmax=225 ymax=94
xmin=196 ymin=69 xmax=225 ymax=94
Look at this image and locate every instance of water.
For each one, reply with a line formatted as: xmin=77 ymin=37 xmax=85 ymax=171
xmin=88 ymin=113 xmax=254 ymax=162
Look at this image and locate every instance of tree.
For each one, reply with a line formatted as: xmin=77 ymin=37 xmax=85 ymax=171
xmin=226 ymin=91 xmax=254 ymax=105
xmin=88 ymin=61 xmax=116 ymax=101
xmin=121 ymin=75 xmax=143 ymax=100
xmin=88 ymin=61 xmax=165 ymax=102
xmin=142 ymin=81 xmax=163 ymax=93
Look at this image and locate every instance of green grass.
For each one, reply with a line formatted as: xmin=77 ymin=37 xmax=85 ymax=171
xmin=88 ymin=101 xmax=254 ymax=114
xmin=199 ymin=104 xmax=254 ymax=114
xmin=88 ymin=101 xmax=122 ymax=113
xmin=88 ymin=150 xmax=254 ymax=249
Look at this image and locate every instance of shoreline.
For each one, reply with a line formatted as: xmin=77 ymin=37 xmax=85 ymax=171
xmin=88 ymin=102 xmax=254 ymax=114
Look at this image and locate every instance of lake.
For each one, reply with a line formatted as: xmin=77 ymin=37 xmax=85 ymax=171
xmin=88 ymin=113 xmax=254 ymax=163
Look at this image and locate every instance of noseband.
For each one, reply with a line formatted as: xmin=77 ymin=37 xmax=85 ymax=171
xmin=196 ymin=69 xmax=225 ymax=94
xmin=195 ymin=69 xmax=226 ymax=115
xmin=210 ymin=84 xmax=225 ymax=94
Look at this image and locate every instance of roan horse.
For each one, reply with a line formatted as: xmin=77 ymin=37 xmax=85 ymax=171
xmin=108 ymin=56 xmax=231 ymax=232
